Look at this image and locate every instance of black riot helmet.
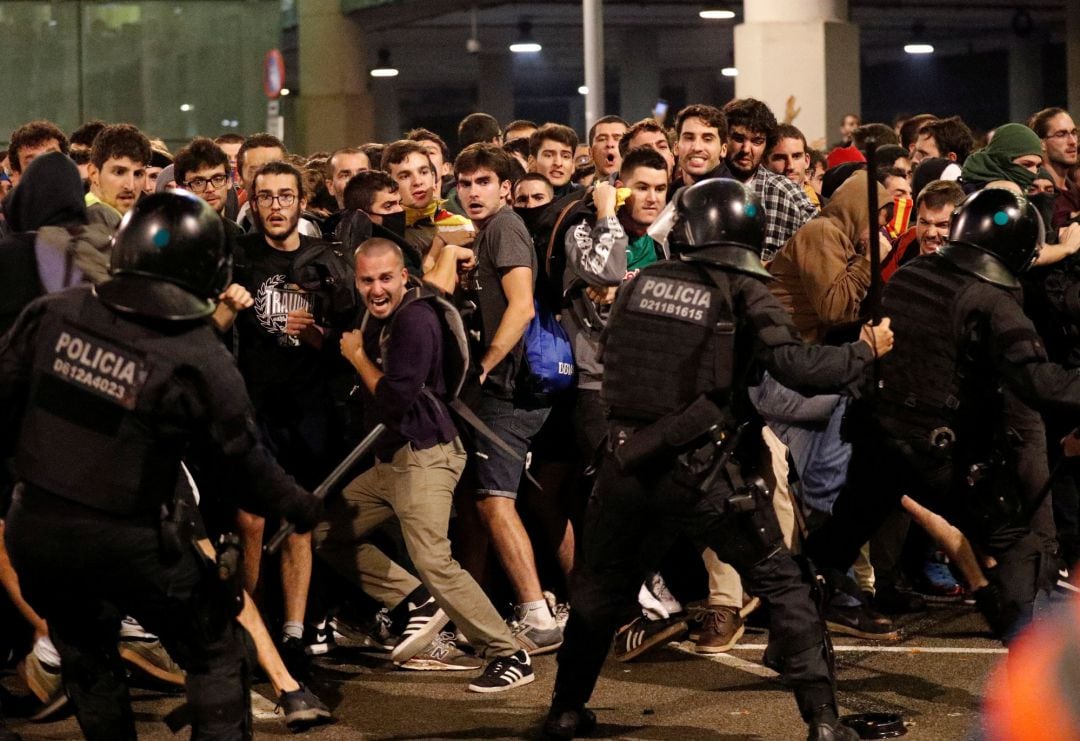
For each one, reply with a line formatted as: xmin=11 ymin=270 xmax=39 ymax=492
xmin=668 ymin=178 xmax=770 ymax=279
xmin=96 ymin=191 xmax=231 ymax=320
xmin=938 ymin=187 xmax=1043 ymax=288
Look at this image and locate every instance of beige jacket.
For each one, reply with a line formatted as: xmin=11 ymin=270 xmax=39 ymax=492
xmin=767 ymin=170 xmax=889 ymax=344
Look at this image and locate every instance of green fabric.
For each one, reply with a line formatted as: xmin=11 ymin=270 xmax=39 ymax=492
xmin=626 ymin=233 xmax=658 ymax=271
xmin=961 ymin=123 xmax=1042 ymax=191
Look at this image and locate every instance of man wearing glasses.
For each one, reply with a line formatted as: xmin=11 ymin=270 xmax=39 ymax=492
xmin=232 ymin=161 xmax=346 ymax=680
xmin=174 ymin=137 xmax=241 ymax=236
xmin=1028 ymin=108 xmax=1080 ymax=229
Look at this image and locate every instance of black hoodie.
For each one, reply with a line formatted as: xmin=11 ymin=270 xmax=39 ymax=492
xmin=0 ymin=152 xmax=111 ymax=332
xmin=3 ymin=151 xmax=86 ymax=232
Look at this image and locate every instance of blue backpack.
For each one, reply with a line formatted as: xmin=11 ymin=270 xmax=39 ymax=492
xmin=519 ymin=299 xmax=576 ymax=403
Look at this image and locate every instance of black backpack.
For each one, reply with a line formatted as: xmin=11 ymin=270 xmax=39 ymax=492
xmin=290 ymin=241 xmax=358 ymax=328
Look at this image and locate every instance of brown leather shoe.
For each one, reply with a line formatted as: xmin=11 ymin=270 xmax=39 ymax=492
xmin=694 ymin=605 xmax=745 ymax=653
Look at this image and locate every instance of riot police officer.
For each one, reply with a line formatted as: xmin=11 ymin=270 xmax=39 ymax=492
xmin=805 ymin=186 xmax=1078 ymax=642
xmin=543 ymin=179 xmax=893 ymax=741
xmin=0 ymin=192 xmax=322 ymax=740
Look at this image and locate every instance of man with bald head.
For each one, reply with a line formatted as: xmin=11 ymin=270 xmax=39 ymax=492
xmin=314 ymin=238 xmax=534 ymax=691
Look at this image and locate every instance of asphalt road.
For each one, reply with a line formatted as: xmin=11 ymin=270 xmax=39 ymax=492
xmin=4 ymin=592 xmax=1026 ymax=740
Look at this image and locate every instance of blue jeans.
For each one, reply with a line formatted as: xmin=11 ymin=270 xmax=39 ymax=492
xmin=749 ymin=373 xmax=851 ymax=515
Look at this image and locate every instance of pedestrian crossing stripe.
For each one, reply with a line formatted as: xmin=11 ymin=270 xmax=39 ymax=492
xmin=728 ymin=643 xmax=1007 ymax=654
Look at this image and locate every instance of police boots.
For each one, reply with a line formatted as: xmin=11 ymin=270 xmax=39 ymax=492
xmin=543 ymin=706 xmax=597 ymax=740
xmin=807 ymin=705 xmax=859 ymax=741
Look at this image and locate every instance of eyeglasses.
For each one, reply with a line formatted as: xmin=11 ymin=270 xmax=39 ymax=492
xmin=184 ymin=173 xmax=228 ymax=192
xmin=1045 ymin=129 xmax=1079 ymax=141
xmin=255 ymin=192 xmax=297 ymax=208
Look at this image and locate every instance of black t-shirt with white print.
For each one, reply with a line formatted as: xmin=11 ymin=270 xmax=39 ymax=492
xmin=233 ymin=233 xmax=333 ymax=415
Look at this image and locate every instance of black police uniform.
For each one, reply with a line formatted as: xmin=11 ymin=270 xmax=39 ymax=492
xmin=806 ymin=188 xmax=1077 ymax=641
xmin=547 ymin=179 xmax=874 ymax=739
xmin=0 ymin=193 xmax=318 ymax=740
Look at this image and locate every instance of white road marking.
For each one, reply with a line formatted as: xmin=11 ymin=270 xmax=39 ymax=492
xmin=250 ymin=690 xmax=280 ymax=720
xmin=670 ymin=640 xmax=1005 ymax=657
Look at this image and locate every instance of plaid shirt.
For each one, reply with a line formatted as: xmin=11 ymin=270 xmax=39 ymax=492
xmin=744 ymin=167 xmax=818 ymax=261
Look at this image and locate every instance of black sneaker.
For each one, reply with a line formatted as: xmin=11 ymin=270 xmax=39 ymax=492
xmin=467 ymin=650 xmax=535 ymax=693
xmin=391 ymin=597 xmax=449 ymax=664
xmin=279 ymin=684 xmax=333 ymax=730
xmin=825 ymin=604 xmax=901 ymax=641
xmin=544 ymin=706 xmax=597 ymax=739
xmin=303 ymin=618 xmax=337 ymax=656
xmin=869 ymin=586 xmax=927 ymax=615
xmin=613 ymin=616 xmax=688 ymax=662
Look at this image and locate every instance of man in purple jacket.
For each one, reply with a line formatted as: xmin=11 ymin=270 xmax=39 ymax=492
xmin=314 ymin=237 xmax=533 ymax=693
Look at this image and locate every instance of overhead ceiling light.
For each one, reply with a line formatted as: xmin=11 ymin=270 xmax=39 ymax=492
xmin=179 ymin=103 xmax=194 ymax=112
xmin=721 ymin=67 xmax=738 ymax=77
xmin=466 ymin=6 xmax=481 ymax=54
xmin=578 ymin=85 xmax=589 ymax=95
xmin=699 ymin=9 xmax=735 ymax=20
xmin=280 ymin=88 xmax=291 ymax=96
xmin=905 ymin=22 xmax=933 ymax=55
xmin=510 ymin=20 xmax=541 ymax=53
xmin=370 ymin=48 xmax=399 ymax=78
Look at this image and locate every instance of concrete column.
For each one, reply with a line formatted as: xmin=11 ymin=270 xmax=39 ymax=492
xmin=295 ymin=0 xmax=375 ymax=152
xmin=619 ymin=28 xmax=660 ymax=121
xmin=583 ymin=0 xmax=604 ymax=131
xmin=478 ymin=52 xmax=514 ymax=125
xmin=1009 ymin=36 xmax=1044 ymax=125
xmin=1068 ymin=0 xmax=1080 ymax=116
xmin=734 ymin=0 xmax=858 ymax=147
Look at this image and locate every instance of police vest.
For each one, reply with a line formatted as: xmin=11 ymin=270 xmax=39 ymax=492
xmin=602 ymin=260 xmax=735 ymax=422
xmin=17 ymin=288 xmax=186 ymax=515
xmin=877 ymin=255 xmax=981 ymax=433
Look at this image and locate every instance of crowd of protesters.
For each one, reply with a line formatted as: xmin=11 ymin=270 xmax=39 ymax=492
xmin=2 ymin=94 xmax=1080 ymax=739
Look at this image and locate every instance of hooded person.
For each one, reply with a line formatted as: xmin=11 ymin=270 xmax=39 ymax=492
xmin=154 ymin=164 xmax=176 ymax=194
xmin=819 ymin=161 xmax=865 ymax=203
xmin=334 ymin=208 xmax=423 ymax=275
xmin=0 ymin=151 xmax=111 ymax=331
xmin=768 ymin=169 xmax=892 ymax=344
xmin=961 ymin=124 xmax=1044 ymax=194
xmin=912 ymin=157 xmax=962 ymax=203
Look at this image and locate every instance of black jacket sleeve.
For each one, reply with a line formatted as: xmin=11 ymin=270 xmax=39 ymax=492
xmin=173 ymin=340 xmax=313 ymax=519
xmin=736 ymin=274 xmax=875 ymax=394
xmin=970 ymin=282 xmax=1080 ymax=414
xmin=0 ymin=297 xmax=46 ymax=457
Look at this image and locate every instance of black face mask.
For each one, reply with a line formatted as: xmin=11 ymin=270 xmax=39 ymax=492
xmin=1028 ymin=192 xmax=1058 ymax=245
xmin=380 ymin=210 xmax=407 ymax=236
xmin=513 ymin=204 xmax=548 ymax=234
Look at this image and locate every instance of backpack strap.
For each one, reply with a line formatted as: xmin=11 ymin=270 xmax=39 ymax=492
xmin=393 ymin=285 xmax=544 ymax=490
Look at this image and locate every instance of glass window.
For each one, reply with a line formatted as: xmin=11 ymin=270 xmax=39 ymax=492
xmin=0 ymin=1 xmax=280 ymax=151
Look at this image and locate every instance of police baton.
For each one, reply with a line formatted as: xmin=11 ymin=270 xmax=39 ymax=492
xmin=864 ymin=137 xmax=883 ymax=324
xmin=264 ymin=422 xmax=387 ymax=555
